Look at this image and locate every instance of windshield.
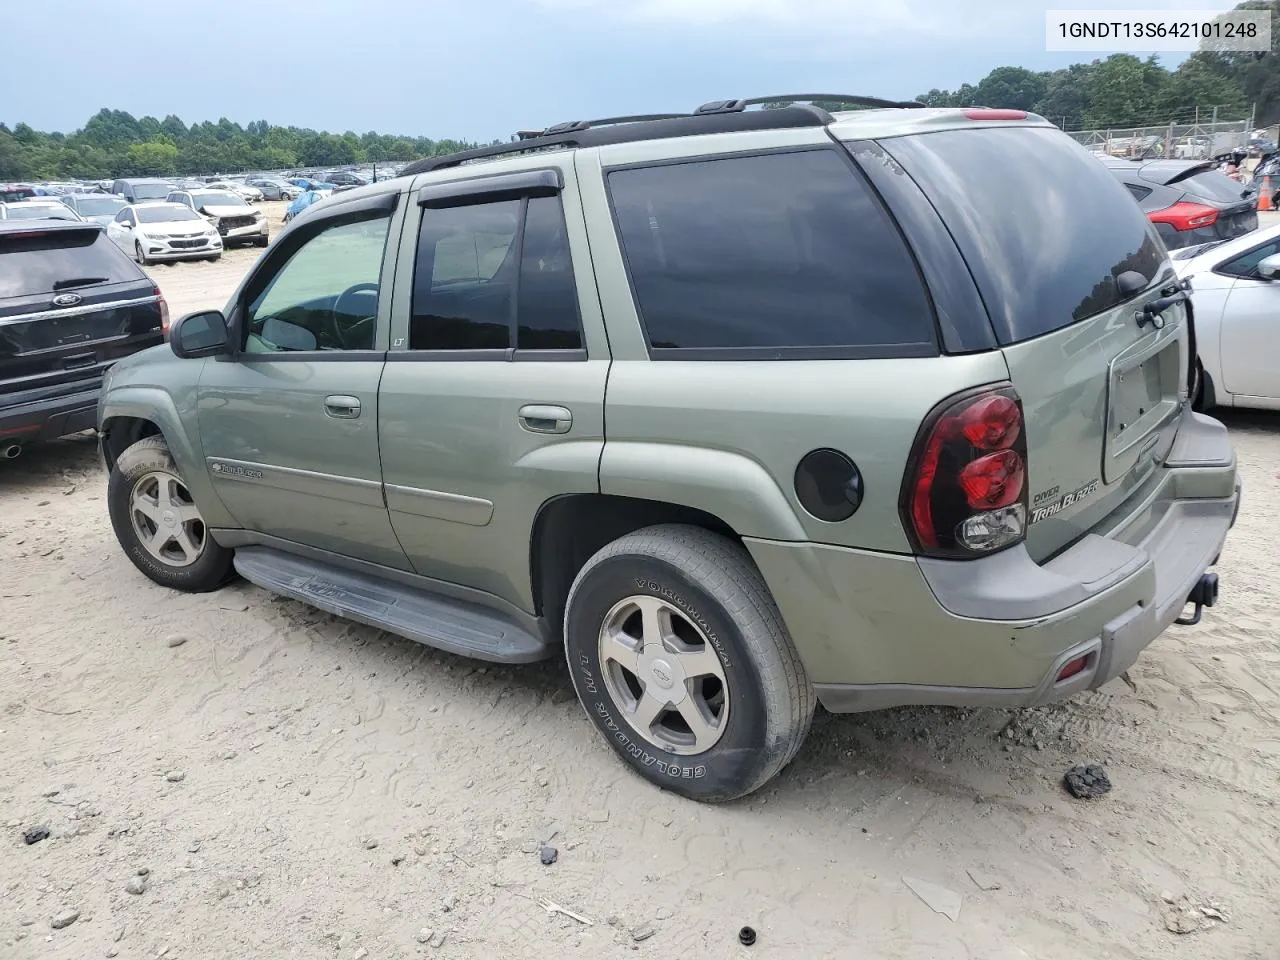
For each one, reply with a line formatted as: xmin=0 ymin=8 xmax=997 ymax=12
xmin=75 ymin=197 xmax=126 ymax=216
xmin=132 ymin=182 xmax=173 ymax=200
xmin=884 ymin=126 xmax=1168 ymax=345
xmin=137 ymin=205 xmax=201 ymax=224
xmin=6 ymin=204 xmax=77 ymax=220
xmin=191 ymin=191 xmax=247 ymax=208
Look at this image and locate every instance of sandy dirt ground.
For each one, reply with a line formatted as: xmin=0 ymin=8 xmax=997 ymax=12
xmin=2 ymin=203 xmax=1278 ymax=959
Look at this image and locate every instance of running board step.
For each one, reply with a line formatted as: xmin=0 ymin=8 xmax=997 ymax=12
xmin=232 ymin=546 xmax=550 ymax=663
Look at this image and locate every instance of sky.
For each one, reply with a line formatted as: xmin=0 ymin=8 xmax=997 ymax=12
xmin=1 ymin=0 xmax=1241 ymax=143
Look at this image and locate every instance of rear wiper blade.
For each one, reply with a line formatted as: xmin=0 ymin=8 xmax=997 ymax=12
xmin=51 ymin=277 xmax=110 ymax=290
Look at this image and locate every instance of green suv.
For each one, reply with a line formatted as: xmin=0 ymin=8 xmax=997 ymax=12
xmin=97 ymin=96 xmax=1241 ymax=802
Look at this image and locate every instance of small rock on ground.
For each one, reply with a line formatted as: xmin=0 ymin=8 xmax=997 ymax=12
xmin=50 ymin=910 xmax=80 ymax=930
xmin=630 ymin=924 xmax=656 ymax=942
xmin=165 ymin=771 xmax=185 ymax=783
xmin=416 ymin=928 xmax=435 ymax=944
xmin=539 ymin=845 xmax=558 ymax=865
xmin=165 ymin=635 xmax=188 ymax=648
xmin=125 ymin=876 xmax=147 ymax=896
xmin=22 ymin=826 xmax=50 ymax=845
xmin=1063 ymin=763 xmax=1111 ymax=799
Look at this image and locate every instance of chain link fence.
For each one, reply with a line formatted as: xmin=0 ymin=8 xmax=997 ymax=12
xmin=1066 ymin=118 xmax=1256 ymax=160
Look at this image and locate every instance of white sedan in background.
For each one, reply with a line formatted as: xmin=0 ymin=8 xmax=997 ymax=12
xmin=105 ymin=202 xmax=223 ymax=265
xmin=1174 ymin=223 xmax=1280 ymax=411
xmin=0 ymin=199 xmax=83 ymax=221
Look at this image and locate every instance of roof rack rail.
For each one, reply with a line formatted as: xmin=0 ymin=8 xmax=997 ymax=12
xmin=739 ymin=93 xmax=925 ymax=110
xmin=402 ymin=94 xmax=919 ymax=175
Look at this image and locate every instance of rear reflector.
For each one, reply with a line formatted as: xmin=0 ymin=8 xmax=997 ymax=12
xmin=963 ymin=108 xmax=1028 ymax=121
xmin=1149 ymin=201 xmax=1219 ymax=231
xmin=1056 ymin=654 xmax=1091 ymax=682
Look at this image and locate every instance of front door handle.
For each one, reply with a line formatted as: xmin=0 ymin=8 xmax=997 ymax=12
xmin=324 ymin=395 xmax=361 ymax=419
xmin=518 ymin=404 xmax=572 ymax=435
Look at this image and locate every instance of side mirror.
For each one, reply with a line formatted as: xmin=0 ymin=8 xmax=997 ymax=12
xmin=170 ymin=310 xmax=231 ymax=359
xmin=1257 ymin=253 xmax=1280 ymax=280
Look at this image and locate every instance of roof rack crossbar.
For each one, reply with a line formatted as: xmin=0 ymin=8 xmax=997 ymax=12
xmin=741 ymin=93 xmax=925 ymax=110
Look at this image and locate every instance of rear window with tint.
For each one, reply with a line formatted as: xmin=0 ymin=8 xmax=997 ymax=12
xmin=606 ymin=149 xmax=937 ymax=357
xmin=1178 ymin=171 xmax=1251 ymax=204
xmin=885 ymin=126 xmax=1168 ymax=345
xmin=0 ymin=229 xmax=140 ymax=299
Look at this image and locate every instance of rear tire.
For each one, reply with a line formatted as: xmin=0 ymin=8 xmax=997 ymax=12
xmin=254 ymin=236 xmax=269 ymax=248
xmin=108 ymin=436 xmax=234 ymax=593
xmin=563 ymin=524 xmax=815 ymax=802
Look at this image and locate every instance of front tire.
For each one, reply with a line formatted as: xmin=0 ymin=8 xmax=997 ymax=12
xmin=107 ymin=436 xmax=234 ymax=592
xmin=564 ymin=524 xmax=815 ymax=802
xmin=134 ymin=241 xmax=149 ymax=266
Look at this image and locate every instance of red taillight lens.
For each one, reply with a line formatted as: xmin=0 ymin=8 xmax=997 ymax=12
xmin=959 ymin=449 xmax=1025 ymax=509
xmin=1148 ymin=201 xmax=1219 ymax=232
xmin=902 ymin=385 xmax=1029 ymax=557
xmin=959 ymin=394 xmax=1021 ymax=450
xmin=154 ymin=285 xmax=170 ymax=337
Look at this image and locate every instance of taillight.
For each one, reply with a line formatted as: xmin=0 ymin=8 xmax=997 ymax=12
xmin=901 ymin=384 xmax=1029 ymax=557
xmin=154 ymin=285 xmax=170 ymax=337
xmin=1149 ymin=201 xmax=1219 ymax=231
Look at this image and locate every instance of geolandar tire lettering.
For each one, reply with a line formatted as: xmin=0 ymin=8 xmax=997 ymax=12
xmin=563 ymin=524 xmax=815 ymax=803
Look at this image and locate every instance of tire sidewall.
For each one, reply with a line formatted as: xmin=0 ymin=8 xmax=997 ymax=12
xmin=565 ymin=552 xmax=771 ymax=800
xmin=107 ymin=446 xmax=228 ymax=591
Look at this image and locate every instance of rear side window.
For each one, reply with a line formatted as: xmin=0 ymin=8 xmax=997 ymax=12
xmin=0 ymin=229 xmax=141 ymax=299
xmin=606 ymin=149 xmax=936 ymax=357
xmin=885 ymin=127 xmax=1168 ymax=344
xmin=1124 ymin=183 xmax=1153 ymax=202
xmin=409 ymin=195 xmax=583 ymax=352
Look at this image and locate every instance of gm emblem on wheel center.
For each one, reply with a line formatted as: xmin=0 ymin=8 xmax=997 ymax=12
xmin=650 ymin=659 xmax=675 ymax=689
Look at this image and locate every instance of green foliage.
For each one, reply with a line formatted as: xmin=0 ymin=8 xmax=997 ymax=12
xmin=917 ymin=1 xmax=1280 ymax=128
xmin=0 ymin=108 xmax=478 ymax=181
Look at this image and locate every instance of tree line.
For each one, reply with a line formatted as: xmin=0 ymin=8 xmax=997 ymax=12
xmin=0 ymin=108 xmax=487 ymax=182
xmin=915 ymin=0 xmax=1280 ymax=130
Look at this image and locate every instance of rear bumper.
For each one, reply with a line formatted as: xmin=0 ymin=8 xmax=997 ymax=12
xmin=0 ymin=386 xmax=101 ymax=444
xmin=747 ymin=409 xmax=1239 ymax=713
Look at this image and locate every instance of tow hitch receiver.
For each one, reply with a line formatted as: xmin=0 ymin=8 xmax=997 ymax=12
xmin=1175 ymin=573 xmax=1220 ymax=626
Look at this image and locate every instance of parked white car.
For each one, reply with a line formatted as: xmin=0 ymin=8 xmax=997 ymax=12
xmin=205 ymin=180 xmax=264 ymax=203
xmin=165 ymin=189 xmax=269 ymax=247
xmin=1173 ymin=223 xmax=1280 ymax=410
xmin=105 ymin=202 xmax=223 ymax=264
xmin=0 ymin=200 xmax=83 ymax=221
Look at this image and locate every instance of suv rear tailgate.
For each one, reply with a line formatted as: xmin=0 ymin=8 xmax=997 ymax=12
xmin=1 ymin=226 xmax=164 ymax=407
xmin=883 ymin=123 xmax=1192 ymax=562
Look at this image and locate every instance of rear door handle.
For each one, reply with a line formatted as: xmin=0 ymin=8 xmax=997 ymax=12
xmin=518 ymin=404 xmax=572 ymax=434
xmin=324 ymin=395 xmax=361 ymax=419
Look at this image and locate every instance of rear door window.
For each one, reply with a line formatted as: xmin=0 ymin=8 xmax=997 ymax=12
xmin=0 ymin=229 xmax=141 ymax=299
xmin=884 ymin=126 xmax=1169 ymax=344
xmin=605 ymin=148 xmax=937 ymax=357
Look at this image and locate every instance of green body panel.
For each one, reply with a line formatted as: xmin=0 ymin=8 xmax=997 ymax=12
xmin=599 ymin=355 xmax=1008 ymax=550
xmin=198 ymin=356 xmax=409 ymax=569
xmin=99 ymin=347 xmax=235 ymax=529
xmin=1003 ymin=298 xmax=1188 ymax=563
xmin=745 ymin=536 xmax=1149 ymax=688
xmin=377 ymin=358 xmax=608 ymax=610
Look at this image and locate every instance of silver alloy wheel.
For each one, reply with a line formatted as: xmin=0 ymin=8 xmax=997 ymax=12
xmin=129 ymin=471 xmax=206 ymax=567
xmin=597 ymin=595 xmax=730 ymax=755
